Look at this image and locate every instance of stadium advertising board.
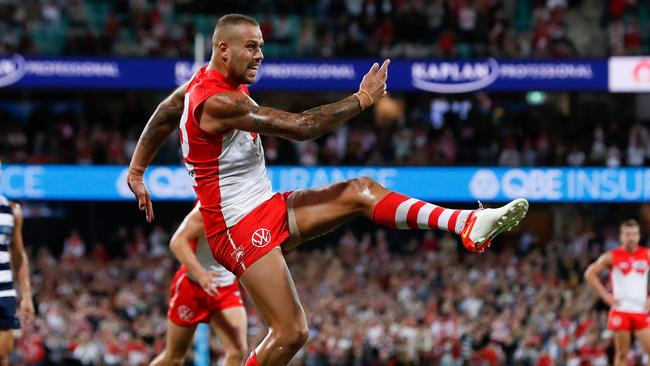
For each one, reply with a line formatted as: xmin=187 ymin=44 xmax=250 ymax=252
xmin=608 ymin=56 xmax=650 ymax=92
xmin=3 ymin=165 xmax=650 ymax=203
xmin=408 ymin=59 xmax=605 ymax=92
xmin=0 ymin=55 xmax=609 ymax=92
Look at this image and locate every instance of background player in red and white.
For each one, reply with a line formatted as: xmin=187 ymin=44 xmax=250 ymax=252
xmin=585 ymin=219 xmax=650 ymax=366
xmin=127 ymin=14 xmax=529 ymax=366
xmin=150 ymin=204 xmax=247 ymax=366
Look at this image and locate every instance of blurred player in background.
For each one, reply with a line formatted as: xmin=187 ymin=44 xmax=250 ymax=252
xmin=128 ymin=14 xmax=528 ymax=365
xmin=585 ymin=219 xmax=650 ymax=365
xmin=0 ymin=165 xmax=35 ymax=366
xmin=150 ymin=203 xmax=247 ymax=366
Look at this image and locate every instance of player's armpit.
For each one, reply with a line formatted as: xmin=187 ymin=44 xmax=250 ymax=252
xmin=202 ymin=91 xmax=362 ymax=141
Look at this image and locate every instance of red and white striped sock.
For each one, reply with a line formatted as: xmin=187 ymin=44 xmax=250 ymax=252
xmin=372 ymin=192 xmax=473 ymax=235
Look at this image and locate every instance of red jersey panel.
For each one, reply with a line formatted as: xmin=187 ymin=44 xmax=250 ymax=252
xmin=179 ymin=67 xmax=274 ymax=237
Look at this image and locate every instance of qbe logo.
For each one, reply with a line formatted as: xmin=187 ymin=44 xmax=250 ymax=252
xmin=0 ymin=55 xmax=26 ymax=88
xmin=469 ymin=168 xmax=564 ymax=201
xmin=469 ymin=169 xmax=499 ymax=200
xmin=251 ymin=228 xmax=271 ymax=248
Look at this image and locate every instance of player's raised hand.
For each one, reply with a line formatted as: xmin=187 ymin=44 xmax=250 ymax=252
xmin=127 ymin=167 xmax=154 ymax=222
xmin=355 ymin=59 xmax=390 ymax=109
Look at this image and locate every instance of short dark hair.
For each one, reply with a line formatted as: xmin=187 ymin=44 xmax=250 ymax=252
xmin=620 ymin=219 xmax=640 ymax=229
xmin=213 ymin=14 xmax=259 ymax=44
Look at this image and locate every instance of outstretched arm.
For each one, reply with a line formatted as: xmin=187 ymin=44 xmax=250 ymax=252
xmin=584 ymin=252 xmax=615 ymax=307
xmin=201 ymin=60 xmax=390 ymax=140
xmin=169 ymin=205 xmax=220 ymax=296
xmin=127 ymin=82 xmax=188 ymax=222
xmin=9 ymin=203 xmax=34 ymax=326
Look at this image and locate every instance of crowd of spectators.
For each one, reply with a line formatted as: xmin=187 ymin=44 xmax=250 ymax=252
xmin=2 ymin=92 xmax=649 ymax=168
xmin=10 ymin=205 xmax=650 ymax=365
xmin=1 ymin=0 xmax=648 ymax=59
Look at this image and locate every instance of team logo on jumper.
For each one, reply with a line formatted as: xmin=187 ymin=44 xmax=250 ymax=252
xmin=251 ymin=228 xmax=272 ymax=248
xmin=617 ymin=261 xmax=631 ymax=275
xmin=178 ymin=305 xmax=194 ymax=322
xmin=411 ymin=58 xmax=500 ymax=93
xmin=231 ymin=246 xmax=245 ymax=263
xmin=0 ymin=55 xmax=26 ymax=88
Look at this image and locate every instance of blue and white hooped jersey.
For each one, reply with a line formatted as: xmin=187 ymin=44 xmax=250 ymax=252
xmin=0 ymin=196 xmax=15 ymax=298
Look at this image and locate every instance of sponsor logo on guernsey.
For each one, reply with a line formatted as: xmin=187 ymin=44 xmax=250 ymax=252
xmin=178 ymin=305 xmax=194 ymax=322
xmin=251 ymin=228 xmax=272 ymax=248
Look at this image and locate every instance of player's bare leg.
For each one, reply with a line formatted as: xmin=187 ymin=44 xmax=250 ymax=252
xmin=613 ymin=330 xmax=631 ymax=366
xmin=0 ymin=330 xmax=13 ymax=366
xmin=239 ymin=248 xmax=308 ymax=366
xmin=636 ymin=328 xmax=650 ymax=366
xmin=149 ymin=321 xmax=196 ymax=366
xmin=284 ymin=177 xmax=528 ymax=252
xmin=210 ymin=307 xmax=248 ymax=366
xmin=283 ymin=177 xmax=390 ymax=248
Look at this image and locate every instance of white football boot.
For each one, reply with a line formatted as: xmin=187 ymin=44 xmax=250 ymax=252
xmin=460 ymin=198 xmax=529 ymax=252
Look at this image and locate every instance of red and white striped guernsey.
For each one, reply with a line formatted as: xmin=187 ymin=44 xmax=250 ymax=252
xmin=179 ymin=66 xmax=274 ymax=237
xmin=610 ymin=246 xmax=650 ymax=313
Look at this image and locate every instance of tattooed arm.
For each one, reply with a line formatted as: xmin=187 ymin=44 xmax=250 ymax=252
xmin=201 ymin=60 xmax=390 ymax=140
xmin=129 ymin=82 xmax=188 ymax=170
xmin=127 ymin=82 xmax=187 ymax=222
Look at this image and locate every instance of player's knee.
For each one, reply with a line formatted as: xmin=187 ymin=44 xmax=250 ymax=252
xmin=274 ymin=326 xmax=309 ymax=351
xmin=347 ymin=176 xmax=382 ymax=208
xmin=351 ymin=176 xmax=380 ymax=191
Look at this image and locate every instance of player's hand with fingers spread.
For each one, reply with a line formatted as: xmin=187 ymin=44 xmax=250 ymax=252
xmin=127 ymin=165 xmax=154 ymax=222
xmin=355 ymin=59 xmax=390 ymax=110
xmin=195 ymin=269 xmax=221 ymax=297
